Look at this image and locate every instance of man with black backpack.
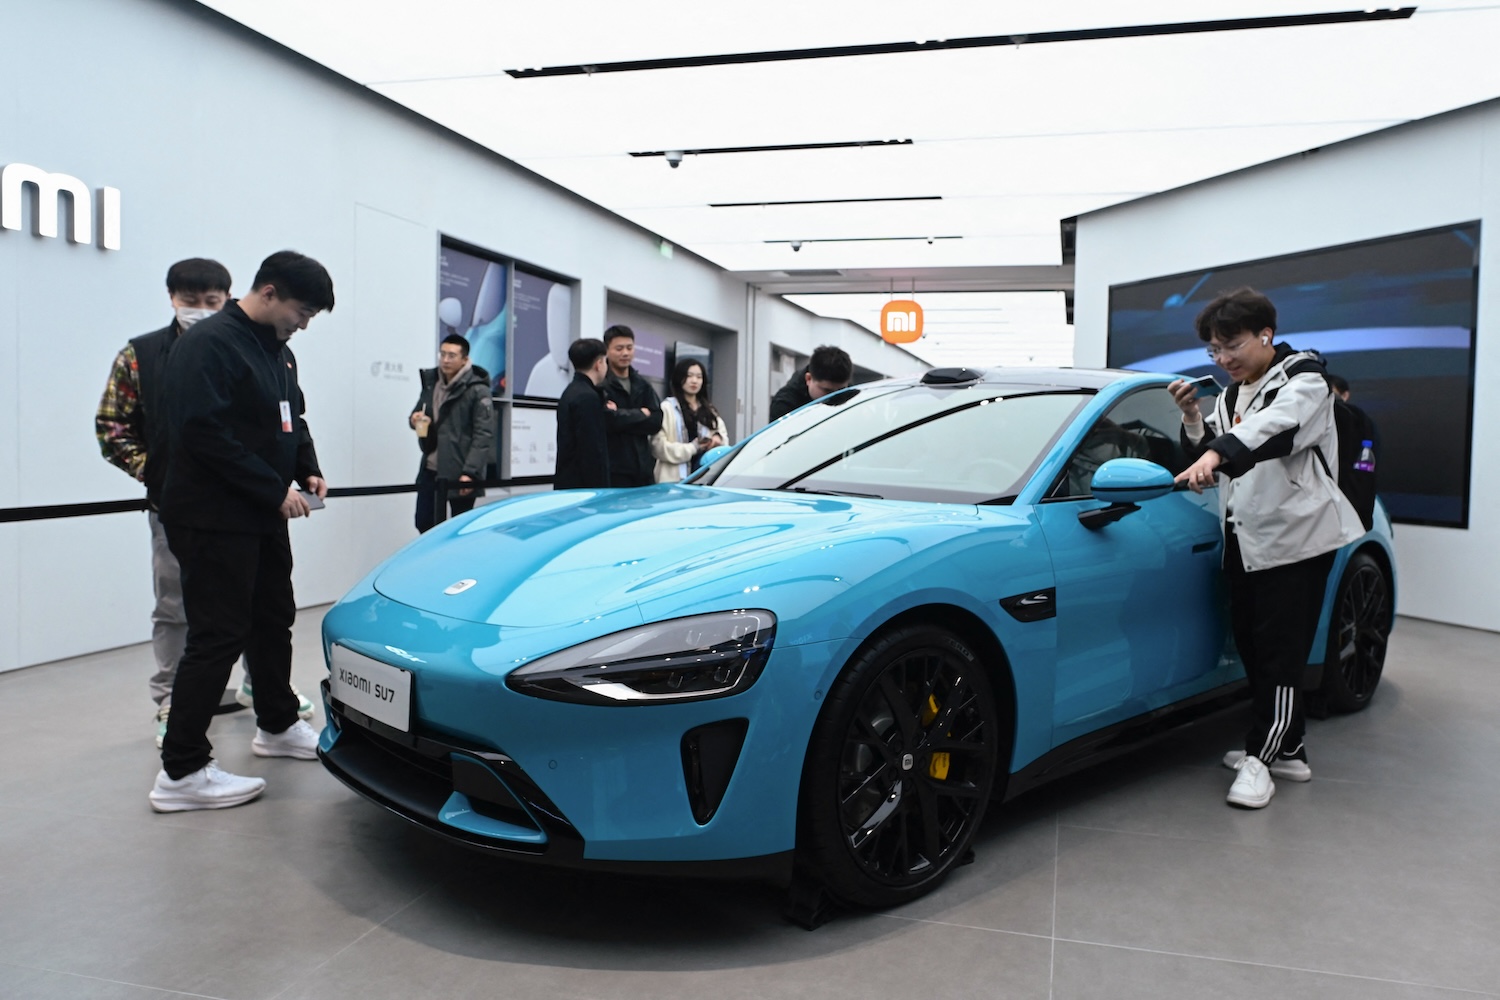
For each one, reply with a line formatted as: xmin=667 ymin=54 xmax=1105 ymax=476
xmin=1169 ymin=287 xmax=1366 ymax=810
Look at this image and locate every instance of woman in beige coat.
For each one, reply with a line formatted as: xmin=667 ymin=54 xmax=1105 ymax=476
xmin=652 ymin=358 xmax=729 ymax=482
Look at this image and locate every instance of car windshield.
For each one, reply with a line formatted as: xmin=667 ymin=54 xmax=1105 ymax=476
xmin=701 ymin=383 xmax=1090 ymax=503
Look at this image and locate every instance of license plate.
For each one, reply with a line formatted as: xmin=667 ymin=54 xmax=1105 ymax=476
xmin=329 ymin=645 xmax=412 ymax=732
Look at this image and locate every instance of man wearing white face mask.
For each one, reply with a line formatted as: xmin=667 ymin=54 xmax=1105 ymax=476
xmin=97 ymin=258 xmax=312 ymax=747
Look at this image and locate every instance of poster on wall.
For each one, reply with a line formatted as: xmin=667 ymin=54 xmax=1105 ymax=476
xmin=1106 ymin=222 xmax=1480 ymax=528
xmin=515 ymin=269 xmax=574 ymax=399
xmin=438 ymin=243 xmax=507 ymax=394
xmin=509 ymin=404 xmax=557 ymax=477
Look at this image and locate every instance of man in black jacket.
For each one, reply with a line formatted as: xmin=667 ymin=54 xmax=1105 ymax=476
xmin=96 ymin=258 xmax=237 ymax=747
xmin=768 ymin=344 xmax=853 ymax=421
xmin=409 ymin=333 xmax=495 ymax=531
xmin=554 ymin=338 xmax=611 ymax=489
xmin=149 ymin=251 xmax=335 ymax=813
xmin=600 ymin=325 xmax=663 ymax=487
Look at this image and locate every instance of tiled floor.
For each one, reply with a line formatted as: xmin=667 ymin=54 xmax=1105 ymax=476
xmin=1 ymin=611 xmax=1496 ymax=999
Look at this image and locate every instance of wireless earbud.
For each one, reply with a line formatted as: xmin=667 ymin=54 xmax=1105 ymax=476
xmin=1261 ymin=336 xmax=1270 ymax=345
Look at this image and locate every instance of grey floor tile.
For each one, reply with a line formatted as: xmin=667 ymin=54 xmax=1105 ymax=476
xmin=0 ymin=796 xmax=445 ymax=1000
xmin=271 ymin=870 xmax=1055 ymax=1000
xmin=0 ymin=962 xmax=211 ymax=1000
xmin=1051 ymin=940 xmax=1499 ymax=1000
xmin=2 ymin=609 xmax=1498 ymax=1000
xmin=1053 ymin=824 xmax=1500 ymax=995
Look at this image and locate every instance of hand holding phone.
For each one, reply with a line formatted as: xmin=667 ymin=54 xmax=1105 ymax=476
xmin=299 ymin=490 xmax=326 ymax=510
xmin=1189 ymin=374 xmax=1223 ymax=397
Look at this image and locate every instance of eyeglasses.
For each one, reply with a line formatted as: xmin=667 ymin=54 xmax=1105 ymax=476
xmin=439 ymin=351 xmax=465 ymax=361
xmin=1205 ymin=337 xmax=1256 ymax=360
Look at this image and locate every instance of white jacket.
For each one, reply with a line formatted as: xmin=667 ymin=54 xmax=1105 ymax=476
xmin=651 ymin=398 xmax=729 ymax=483
xmin=1188 ymin=346 xmax=1365 ymax=571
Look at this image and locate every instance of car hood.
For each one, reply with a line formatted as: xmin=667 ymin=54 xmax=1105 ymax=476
xmin=373 ymin=484 xmax=972 ymax=627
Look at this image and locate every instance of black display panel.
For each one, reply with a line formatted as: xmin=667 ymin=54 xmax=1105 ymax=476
xmin=1107 ymin=223 xmax=1480 ymax=528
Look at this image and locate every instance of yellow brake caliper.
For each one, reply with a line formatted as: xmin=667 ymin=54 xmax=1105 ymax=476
xmin=922 ymin=694 xmax=951 ymax=779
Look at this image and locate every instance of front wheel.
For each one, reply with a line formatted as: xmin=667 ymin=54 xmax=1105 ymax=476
xmin=798 ymin=626 xmax=1001 ymax=909
xmin=1319 ymin=551 xmax=1392 ymax=713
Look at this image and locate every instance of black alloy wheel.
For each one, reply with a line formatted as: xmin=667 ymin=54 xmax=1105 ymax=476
xmin=799 ymin=625 xmax=1000 ymax=909
xmin=1320 ymin=551 xmax=1392 ymax=713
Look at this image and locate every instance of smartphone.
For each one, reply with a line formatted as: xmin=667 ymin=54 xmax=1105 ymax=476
xmin=1188 ymin=374 xmax=1223 ymax=398
xmin=299 ymin=490 xmax=326 ymax=510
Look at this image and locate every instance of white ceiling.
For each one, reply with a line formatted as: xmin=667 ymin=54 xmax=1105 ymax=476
xmin=198 ymin=0 xmax=1500 ymax=364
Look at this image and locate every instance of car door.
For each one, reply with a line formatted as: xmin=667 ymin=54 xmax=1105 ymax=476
xmin=1032 ymin=386 xmax=1229 ymax=746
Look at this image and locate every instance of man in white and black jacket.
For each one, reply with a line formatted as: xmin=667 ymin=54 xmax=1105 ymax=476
xmin=1171 ymin=287 xmax=1365 ymax=810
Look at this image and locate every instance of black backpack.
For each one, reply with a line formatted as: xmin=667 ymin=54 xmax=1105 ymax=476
xmin=1280 ymin=356 xmax=1378 ymax=532
xmin=1329 ymin=397 xmax=1378 ymax=531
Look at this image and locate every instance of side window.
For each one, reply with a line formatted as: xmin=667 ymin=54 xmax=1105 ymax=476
xmin=1052 ymin=387 xmax=1190 ymax=499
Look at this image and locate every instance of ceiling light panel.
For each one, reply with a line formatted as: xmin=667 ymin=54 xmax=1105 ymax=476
xmin=201 ymin=1 xmax=1451 ymax=84
xmin=199 ymin=0 xmax=1500 ymax=271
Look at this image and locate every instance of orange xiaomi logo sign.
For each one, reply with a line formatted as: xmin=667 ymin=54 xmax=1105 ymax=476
xmin=881 ymin=299 xmax=923 ymax=343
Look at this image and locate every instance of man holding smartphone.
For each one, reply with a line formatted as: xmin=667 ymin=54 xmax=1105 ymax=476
xmin=149 ymin=251 xmax=336 ymax=812
xmin=1169 ymin=287 xmax=1363 ymax=811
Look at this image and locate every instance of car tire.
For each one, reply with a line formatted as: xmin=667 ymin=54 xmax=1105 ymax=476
xmin=1319 ymin=551 xmax=1392 ymax=713
xmin=797 ymin=625 xmax=1000 ymax=910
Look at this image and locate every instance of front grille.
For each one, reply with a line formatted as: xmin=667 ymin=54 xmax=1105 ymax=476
xmin=319 ymin=683 xmax=582 ymax=861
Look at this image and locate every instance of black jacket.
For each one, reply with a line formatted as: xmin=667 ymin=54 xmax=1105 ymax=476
xmin=769 ymin=366 xmax=813 ymax=421
xmin=601 ymin=367 xmax=663 ymax=487
xmin=555 ymin=373 xmax=611 ymax=490
xmin=159 ymin=301 xmax=321 ymax=533
xmin=411 ymin=364 xmax=495 ymax=493
xmin=127 ymin=321 xmax=180 ymax=506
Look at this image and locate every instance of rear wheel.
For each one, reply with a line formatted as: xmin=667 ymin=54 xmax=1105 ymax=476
xmin=798 ymin=625 xmax=1000 ymax=909
xmin=1319 ymin=551 xmax=1392 ymax=713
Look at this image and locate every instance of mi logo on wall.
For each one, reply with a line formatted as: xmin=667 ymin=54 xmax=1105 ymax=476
xmin=881 ymin=299 xmax=923 ymax=344
xmin=1 ymin=162 xmax=121 ymax=250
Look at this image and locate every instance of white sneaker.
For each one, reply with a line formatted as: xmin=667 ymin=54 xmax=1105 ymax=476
xmin=1226 ymin=755 xmax=1275 ymax=808
xmin=251 ymin=719 xmax=321 ymax=760
xmin=238 ymin=678 xmax=317 ymax=720
xmin=149 ymin=762 xmax=265 ymax=813
xmin=1222 ymin=749 xmax=1312 ymax=782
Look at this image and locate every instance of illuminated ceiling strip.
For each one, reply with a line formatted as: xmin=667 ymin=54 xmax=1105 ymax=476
xmin=765 ymin=236 xmax=963 ymax=244
xmin=631 ymin=139 xmax=912 ymax=158
xmin=711 ymin=195 xmax=942 ymax=207
xmin=507 ymin=8 xmax=1415 ymax=78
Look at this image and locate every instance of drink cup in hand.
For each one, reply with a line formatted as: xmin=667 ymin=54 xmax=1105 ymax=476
xmin=413 ymin=412 xmax=431 ymax=438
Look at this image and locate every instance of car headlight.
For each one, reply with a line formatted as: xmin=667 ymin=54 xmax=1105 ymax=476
xmin=506 ymin=610 xmax=776 ymax=706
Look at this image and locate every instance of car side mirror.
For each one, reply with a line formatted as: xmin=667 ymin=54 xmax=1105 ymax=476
xmin=685 ymin=444 xmax=735 ymax=482
xmin=1090 ymin=458 xmax=1175 ymax=504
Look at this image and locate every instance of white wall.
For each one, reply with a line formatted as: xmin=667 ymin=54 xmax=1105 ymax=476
xmin=1073 ymin=102 xmax=1500 ymax=632
xmin=0 ymin=0 xmax=886 ymax=672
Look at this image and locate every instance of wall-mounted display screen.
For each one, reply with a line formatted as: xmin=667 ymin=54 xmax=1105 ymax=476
xmin=1107 ymin=223 xmax=1480 ymax=528
xmin=438 ymin=243 xmax=507 ymax=394
xmin=515 ymin=268 xmax=574 ymax=400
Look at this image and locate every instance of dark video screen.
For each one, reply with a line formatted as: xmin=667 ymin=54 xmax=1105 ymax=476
xmin=1107 ymin=223 xmax=1480 ymax=528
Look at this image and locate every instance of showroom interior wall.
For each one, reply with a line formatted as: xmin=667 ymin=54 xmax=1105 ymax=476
xmin=0 ymin=0 xmax=917 ymax=674
xmin=1072 ymin=99 xmax=1500 ymax=632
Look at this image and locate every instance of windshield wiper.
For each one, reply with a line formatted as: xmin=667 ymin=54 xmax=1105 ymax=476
xmin=778 ymin=486 xmax=884 ymax=499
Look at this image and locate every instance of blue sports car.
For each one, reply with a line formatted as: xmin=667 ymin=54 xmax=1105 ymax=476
xmin=317 ymin=367 xmax=1395 ymax=918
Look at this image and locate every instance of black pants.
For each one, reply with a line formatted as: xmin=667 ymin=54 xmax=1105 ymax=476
xmin=1225 ymin=527 xmax=1336 ymax=765
xmin=414 ymin=466 xmax=476 ymax=533
xmin=160 ymin=523 xmax=301 ymax=779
